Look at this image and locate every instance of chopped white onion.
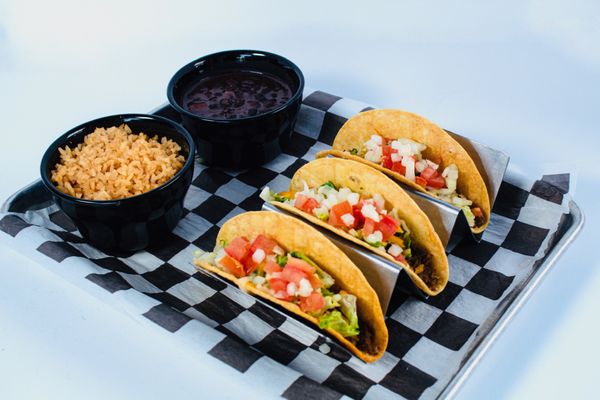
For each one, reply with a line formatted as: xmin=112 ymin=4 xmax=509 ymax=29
xmin=391 ymin=138 xmax=427 ymax=157
xmin=442 ymin=164 xmax=458 ymax=193
xmin=252 ymin=276 xmax=266 ymax=286
xmin=286 ymin=282 xmax=297 ymax=296
xmin=340 ymin=213 xmax=355 ymax=227
xmin=402 ymin=156 xmax=416 ymax=181
xmin=387 ymin=244 xmax=403 ymax=257
xmin=366 ymin=230 xmax=383 ymax=244
xmin=361 ymin=203 xmax=381 ymax=222
xmin=364 ymin=147 xmax=382 ymax=162
xmin=346 ymin=192 xmax=360 ymax=206
xmin=337 ymin=187 xmax=352 ymax=201
xmin=323 ymin=194 xmax=340 ymax=209
xmin=272 ymin=245 xmax=285 ymax=255
xmin=252 ymin=248 xmax=266 ymax=264
xmin=426 ymin=159 xmax=439 ymax=170
xmin=391 ymin=152 xmax=402 ymax=163
xmin=298 ymin=278 xmax=313 ymax=297
xmin=370 ymin=134 xmax=383 ymax=145
xmin=415 ymin=160 xmax=428 ymax=173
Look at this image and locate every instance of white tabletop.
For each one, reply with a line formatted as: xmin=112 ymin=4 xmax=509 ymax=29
xmin=1 ymin=1 xmax=598 ymax=398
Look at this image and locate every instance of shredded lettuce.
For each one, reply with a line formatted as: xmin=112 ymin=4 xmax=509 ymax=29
xmin=318 ymin=310 xmax=359 ymax=337
xmin=340 ymin=294 xmax=358 ymax=327
xmin=276 ymin=255 xmax=288 ymax=267
xmin=317 ymin=269 xmax=335 ymax=289
xmin=461 ymin=206 xmax=476 ymax=227
xmin=402 ymin=231 xmax=411 ymax=249
xmin=273 ymin=192 xmax=291 ymax=202
xmin=320 ymin=181 xmax=338 ymax=190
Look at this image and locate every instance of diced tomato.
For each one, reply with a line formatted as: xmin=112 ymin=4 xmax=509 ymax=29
xmin=268 ymin=278 xmax=292 ymax=300
xmin=381 ymin=155 xmax=393 ymax=169
xmin=377 ymin=215 xmax=399 ymax=241
xmin=286 ymin=257 xmax=315 ymax=274
xmin=426 ymin=175 xmax=446 ymax=189
xmin=394 ymin=253 xmax=407 ymax=264
xmin=250 ymin=234 xmax=278 ymax=255
xmin=420 ymin=166 xmax=439 ymax=181
xmin=382 ymin=144 xmax=392 ymax=157
xmin=295 ymin=194 xmax=319 ymax=213
xmin=363 ymin=217 xmax=377 ymax=236
xmin=225 ymin=237 xmax=250 ymax=262
xmin=352 ymin=205 xmax=365 ymax=226
xmin=281 ymin=266 xmax=308 ymax=285
xmin=306 ymin=273 xmax=322 ymax=289
xmin=472 ymin=207 xmax=483 ymax=218
xmin=415 ymin=176 xmax=428 ymax=188
xmin=391 ymin=161 xmax=406 ymax=175
xmin=242 ymin=255 xmax=259 ymax=274
xmin=264 ymin=259 xmax=282 ymax=274
xmin=299 ymin=292 xmax=325 ymax=313
xmin=219 ymin=255 xmax=246 ymax=278
xmin=328 ymin=201 xmax=352 ymax=227
xmin=284 ymin=259 xmax=320 ymax=288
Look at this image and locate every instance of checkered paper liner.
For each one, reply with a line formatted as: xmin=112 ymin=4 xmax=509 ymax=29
xmin=0 ymin=90 xmax=574 ymax=400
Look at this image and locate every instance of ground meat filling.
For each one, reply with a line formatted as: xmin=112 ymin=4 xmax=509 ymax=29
xmin=347 ymin=322 xmax=379 ymax=355
xmin=408 ymin=245 xmax=438 ymax=288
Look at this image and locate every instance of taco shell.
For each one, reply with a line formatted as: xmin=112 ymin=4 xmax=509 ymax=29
xmin=194 ymin=211 xmax=388 ymax=363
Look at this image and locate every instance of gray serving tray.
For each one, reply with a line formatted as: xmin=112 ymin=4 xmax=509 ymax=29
xmin=1 ymin=180 xmax=584 ymax=400
xmin=6 ymin=102 xmax=580 ymax=399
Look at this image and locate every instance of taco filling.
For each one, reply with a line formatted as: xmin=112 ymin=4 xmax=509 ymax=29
xmin=197 ymin=234 xmax=361 ymax=339
xmin=261 ymin=182 xmax=436 ymax=286
xmin=347 ymin=134 xmax=484 ymax=228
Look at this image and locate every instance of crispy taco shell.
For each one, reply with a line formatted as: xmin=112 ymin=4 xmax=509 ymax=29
xmin=316 ymin=109 xmax=490 ymax=233
xmin=273 ymin=158 xmax=448 ymax=296
xmin=194 ymin=211 xmax=388 ymax=363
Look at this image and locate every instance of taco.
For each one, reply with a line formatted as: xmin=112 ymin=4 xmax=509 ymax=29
xmin=260 ymin=158 xmax=449 ymax=296
xmin=193 ymin=211 xmax=388 ymax=363
xmin=315 ymin=109 xmax=491 ymax=233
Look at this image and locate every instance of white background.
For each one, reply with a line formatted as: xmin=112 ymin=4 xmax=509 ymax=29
xmin=1 ymin=1 xmax=599 ymax=398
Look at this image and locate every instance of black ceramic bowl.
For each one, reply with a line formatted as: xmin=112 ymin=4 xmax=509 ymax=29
xmin=167 ymin=50 xmax=304 ymax=168
xmin=40 ymin=114 xmax=195 ymax=253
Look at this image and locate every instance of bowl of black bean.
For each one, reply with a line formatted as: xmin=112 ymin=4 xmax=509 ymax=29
xmin=167 ymin=50 xmax=305 ymax=168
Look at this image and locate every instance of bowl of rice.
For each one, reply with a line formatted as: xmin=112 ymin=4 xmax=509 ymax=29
xmin=40 ymin=114 xmax=195 ymax=253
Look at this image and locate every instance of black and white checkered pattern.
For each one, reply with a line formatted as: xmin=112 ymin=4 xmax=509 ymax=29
xmin=0 ymin=90 xmax=573 ymax=399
